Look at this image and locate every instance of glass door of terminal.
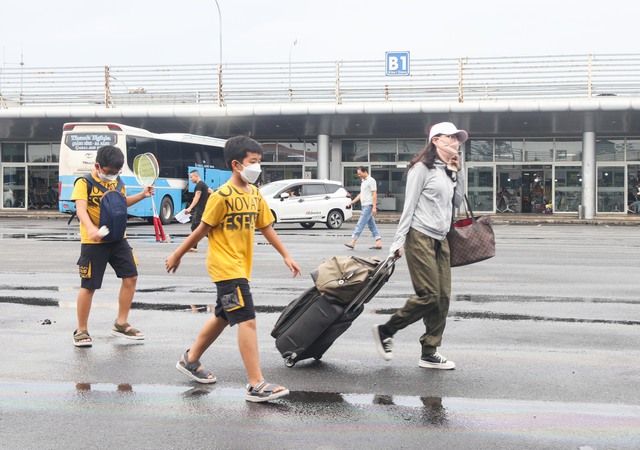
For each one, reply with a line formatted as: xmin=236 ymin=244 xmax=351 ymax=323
xmin=371 ymin=167 xmax=403 ymax=212
xmin=497 ymin=166 xmax=551 ymax=213
xmin=2 ymin=165 xmax=27 ymax=209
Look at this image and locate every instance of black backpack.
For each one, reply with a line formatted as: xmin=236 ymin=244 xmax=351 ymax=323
xmin=82 ymin=174 xmax=128 ymax=241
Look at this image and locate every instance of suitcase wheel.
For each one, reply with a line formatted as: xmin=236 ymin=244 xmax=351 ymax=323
xmin=284 ymin=357 xmax=296 ymax=368
xmin=313 ymin=355 xmax=322 ymax=361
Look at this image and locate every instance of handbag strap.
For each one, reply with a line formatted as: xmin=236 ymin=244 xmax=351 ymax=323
xmin=462 ymin=194 xmax=476 ymax=219
xmin=451 ymin=194 xmax=475 ymax=226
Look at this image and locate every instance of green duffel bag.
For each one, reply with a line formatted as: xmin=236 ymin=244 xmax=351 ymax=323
xmin=310 ymin=255 xmax=381 ymax=304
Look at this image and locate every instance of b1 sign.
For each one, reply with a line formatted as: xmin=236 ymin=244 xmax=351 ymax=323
xmin=385 ymin=51 xmax=410 ymax=76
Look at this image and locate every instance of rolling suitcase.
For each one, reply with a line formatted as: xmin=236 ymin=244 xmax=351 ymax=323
xmin=271 ymin=254 xmax=397 ymax=367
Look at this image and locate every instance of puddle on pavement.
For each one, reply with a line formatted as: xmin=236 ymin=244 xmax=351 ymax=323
xmin=0 ymin=230 xmax=347 ymax=241
xmin=4 ymin=380 xmax=639 ymax=430
xmin=0 ymin=231 xmax=189 ymax=243
xmin=457 ymin=294 xmax=638 ymax=305
xmin=0 ymin=284 xmax=58 ymax=291
xmin=1 ymin=293 xmax=639 ymax=326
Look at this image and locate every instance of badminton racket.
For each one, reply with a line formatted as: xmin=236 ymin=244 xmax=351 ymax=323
xmin=133 ymin=152 xmax=166 ymax=242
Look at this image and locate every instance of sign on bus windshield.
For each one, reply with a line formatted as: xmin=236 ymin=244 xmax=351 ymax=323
xmin=65 ymin=133 xmax=117 ymax=151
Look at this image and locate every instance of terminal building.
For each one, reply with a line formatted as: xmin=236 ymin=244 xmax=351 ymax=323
xmin=2 ymin=53 xmax=640 ymax=218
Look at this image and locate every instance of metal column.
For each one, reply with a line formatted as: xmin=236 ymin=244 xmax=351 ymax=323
xmin=582 ymin=131 xmax=596 ymax=219
xmin=317 ymin=134 xmax=330 ymax=180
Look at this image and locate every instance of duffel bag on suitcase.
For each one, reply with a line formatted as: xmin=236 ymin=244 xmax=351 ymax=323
xmin=310 ymin=255 xmax=381 ymax=304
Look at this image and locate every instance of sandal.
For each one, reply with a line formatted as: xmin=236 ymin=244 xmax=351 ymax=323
xmin=73 ymin=330 xmax=92 ymax=347
xmin=111 ymin=321 xmax=145 ymax=340
xmin=175 ymin=350 xmax=217 ymax=384
xmin=245 ymin=380 xmax=289 ymax=403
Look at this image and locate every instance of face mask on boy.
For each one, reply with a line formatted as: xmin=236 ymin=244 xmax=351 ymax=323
xmin=237 ymin=162 xmax=262 ymax=184
xmin=98 ymin=172 xmax=118 ymax=183
xmin=96 ymin=165 xmax=119 ymax=182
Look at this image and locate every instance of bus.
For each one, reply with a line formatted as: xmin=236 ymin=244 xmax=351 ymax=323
xmin=58 ymin=122 xmax=229 ymax=224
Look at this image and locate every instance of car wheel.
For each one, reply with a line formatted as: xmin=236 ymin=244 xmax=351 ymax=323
xmin=159 ymin=196 xmax=174 ymax=225
xmin=326 ymin=210 xmax=344 ymax=229
xmin=300 ymin=222 xmax=316 ymax=229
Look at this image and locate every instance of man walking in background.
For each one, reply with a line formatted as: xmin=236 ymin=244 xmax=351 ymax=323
xmin=345 ymin=166 xmax=382 ymax=250
xmin=185 ymin=170 xmax=210 ymax=252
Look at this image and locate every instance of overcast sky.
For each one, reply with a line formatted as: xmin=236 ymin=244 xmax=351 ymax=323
xmin=2 ymin=0 xmax=638 ymax=68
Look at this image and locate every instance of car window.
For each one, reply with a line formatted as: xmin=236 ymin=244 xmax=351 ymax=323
xmin=259 ymin=181 xmax=290 ymax=197
xmin=302 ymin=184 xmax=326 ymax=196
xmin=287 ymin=185 xmax=302 ymax=197
xmin=324 ymin=184 xmax=341 ymax=194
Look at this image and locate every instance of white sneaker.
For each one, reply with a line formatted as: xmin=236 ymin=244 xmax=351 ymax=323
xmin=418 ymin=352 xmax=455 ymax=370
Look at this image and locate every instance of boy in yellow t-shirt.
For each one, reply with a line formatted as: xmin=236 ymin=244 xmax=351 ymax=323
xmin=71 ymin=145 xmax=153 ymax=347
xmin=165 ymin=136 xmax=301 ymax=403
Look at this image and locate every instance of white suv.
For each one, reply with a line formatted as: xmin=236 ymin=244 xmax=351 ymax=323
xmin=259 ymin=179 xmax=352 ymax=229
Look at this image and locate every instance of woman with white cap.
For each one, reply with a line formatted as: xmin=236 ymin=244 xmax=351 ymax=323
xmin=372 ymin=121 xmax=467 ymax=370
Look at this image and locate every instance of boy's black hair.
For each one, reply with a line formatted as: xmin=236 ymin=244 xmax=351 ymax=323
xmin=96 ymin=145 xmax=125 ymax=170
xmin=224 ymin=136 xmax=263 ymax=169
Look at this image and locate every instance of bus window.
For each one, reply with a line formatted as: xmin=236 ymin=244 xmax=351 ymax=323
xmin=183 ymin=142 xmax=225 ymax=170
xmin=156 ymin=140 xmax=181 ymax=178
xmin=126 ymin=136 xmax=156 ymax=171
xmin=182 ymin=142 xmax=204 ymax=171
xmin=65 ymin=133 xmax=117 ymax=151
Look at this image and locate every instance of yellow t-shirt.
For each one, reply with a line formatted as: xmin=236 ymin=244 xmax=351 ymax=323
xmin=71 ymin=173 xmax=127 ymax=244
xmin=201 ymin=181 xmax=274 ymax=282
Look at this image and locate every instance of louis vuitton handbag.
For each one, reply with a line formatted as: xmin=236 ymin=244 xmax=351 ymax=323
xmin=447 ymin=195 xmax=495 ymax=267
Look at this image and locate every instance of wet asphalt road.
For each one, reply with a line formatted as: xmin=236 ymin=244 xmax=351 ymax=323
xmin=1 ymin=217 xmax=639 ymax=449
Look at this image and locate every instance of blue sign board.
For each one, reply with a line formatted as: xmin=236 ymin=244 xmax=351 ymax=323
xmin=385 ymin=51 xmax=410 ymax=76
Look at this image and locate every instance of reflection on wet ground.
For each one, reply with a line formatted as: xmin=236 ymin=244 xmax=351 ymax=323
xmin=2 ymin=291 xmax=639 ymax=325
xmin=2 ymin=379 xmax=638 ymax=435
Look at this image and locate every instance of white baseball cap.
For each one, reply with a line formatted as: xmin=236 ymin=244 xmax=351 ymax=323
xmin=428 ymin=122 xmax=468 ymax=143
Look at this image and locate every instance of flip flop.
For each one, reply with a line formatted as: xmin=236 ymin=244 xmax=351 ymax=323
xmin=344 ymin=243 xmax=354 ymax=249
xmin=369 ymin=246 xmax=383 ymax=250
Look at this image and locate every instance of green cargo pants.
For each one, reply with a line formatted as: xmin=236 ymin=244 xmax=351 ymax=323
xmin=385 ymin=227 xmax=452 ymax=357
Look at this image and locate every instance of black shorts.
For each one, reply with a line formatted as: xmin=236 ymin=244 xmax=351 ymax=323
xmin=77 ymin=240 xmax=138 ymax=290
xmin=214 ymin=278 xmax=256 ymax=326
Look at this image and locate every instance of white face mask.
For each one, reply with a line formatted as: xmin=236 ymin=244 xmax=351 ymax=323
xmin=237 ymin=162 xmax=262 ymax=184
xmin=98 ymin=172 xmax=118 ymax=183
